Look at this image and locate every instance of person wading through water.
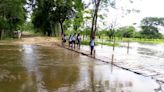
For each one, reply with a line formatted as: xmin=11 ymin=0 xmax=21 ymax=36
xmin=68 ymin=34 xmax=72 ymax=48
xmin=77 ymin=33 xmax=81 ymax=49
xmin=72 ymin=33 xmax=76 ymax=49
xmin=62 ymin=34 xmax=66 ymax=47
xmin=90 ymin=37 xmax=95 ymax=55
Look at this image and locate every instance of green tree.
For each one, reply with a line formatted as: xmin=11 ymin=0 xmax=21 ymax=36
xmin=116 ymin=26 xmax=135 ymax=38
xmin=32 ymin=0 xmax=54 ymax=36
xmin=0 ymin=0 xmax=26 ymax=39
xmin=140 ymin=17 xmax=164 ymax=39
xmin=90 ymin=0 xmax=111 ymax=39
xmin=32 ymin=0 xmax=83 ymax=36
xmin=73 ymin=0 xmax=84 ymax=32
xmin=141 ymin=17 xmax=164 ymax=26
xmin=140 ymin=26 xmax=162 ymax=39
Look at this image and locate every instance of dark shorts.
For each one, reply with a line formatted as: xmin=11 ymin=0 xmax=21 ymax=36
xmin=77 ymin=40 xmax=80 ymax=44
xmin=63 ymin=40 xmax=66 ymax=43
xmin=72 ymin=40 xmax=75 ymax=44
xmin=90 ymin=46 xmax=94 ymax=50
xmin=69 ymin=41 xmax=72 ymax=44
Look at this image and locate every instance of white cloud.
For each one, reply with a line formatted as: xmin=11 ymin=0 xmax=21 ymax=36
xmin=118 ymin=0 xmax=164 ymax=26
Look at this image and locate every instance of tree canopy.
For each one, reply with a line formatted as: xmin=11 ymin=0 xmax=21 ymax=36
xmin=140 ymin=17 xmax=164 ymax=39
xmin=31 ymin=0 xmax=84 ymax=36
xmin=0 ymin=0 xmax=26 ymax=39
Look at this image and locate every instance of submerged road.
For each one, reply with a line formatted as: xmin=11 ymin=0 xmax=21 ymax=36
xmin=0 ymin=43 xmax=163 ymax=92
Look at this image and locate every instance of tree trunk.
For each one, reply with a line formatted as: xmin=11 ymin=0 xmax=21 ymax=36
xmin=91 ymin=15 xmax=95 ymax=39
xmin=59 ymin=21 xmax=64 ymax=35
xmin=0 ymin=30 xmax=2 ymax=40
xmin=47 ymin=30 xmax=51 ymax=36
xmin=90 ymin=0 xmax=101 ymax=40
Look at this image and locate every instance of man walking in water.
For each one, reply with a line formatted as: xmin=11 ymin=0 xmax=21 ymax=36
xmin=90 ymin=37 xmax=95 ymax=55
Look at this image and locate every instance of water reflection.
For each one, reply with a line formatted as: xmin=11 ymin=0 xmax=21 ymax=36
xmin=138 ymin=47 xmax=157 ymax=56
xmin=81 ymin=42 xmax=164 ymax=82
xmin=22 ymin=45 xmax=80 ymax=92
xmin=0 ymin=44 xmax=162 ymax=92
xmin=0 ymin=45 xmax=28 ymax=92
xmin=21 ymin=45 xmax=44 ymax=92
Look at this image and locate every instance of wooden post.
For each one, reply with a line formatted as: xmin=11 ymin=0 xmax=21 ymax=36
xmin=94 ymin=50 xmax=96 ymax=58
xmin=112 ymin=37 xmax=115 ymax=51
xmin=111 ymin=53 xmax=114 ymax=64
xmin=0 ymin=30 xmax=2 ymax=40
xmin=127 ymin=39 xmax=130 ymax=54
xmin=101 ymin=35 xmax=103 ymax=48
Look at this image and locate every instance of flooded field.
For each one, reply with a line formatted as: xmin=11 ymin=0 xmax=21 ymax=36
xmin=0 ymin=43 xmax=163 ymax=92
xmin=81 ymin=42 xmax=164 ymax=82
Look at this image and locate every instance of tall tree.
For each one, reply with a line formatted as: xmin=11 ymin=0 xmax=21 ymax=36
xmin=90 ymin=0 xmax=101 ymax=39
xmin=73 ymin=0 xmax=84 ymax=32
xmin=52 ymin=0 xmax=75 ymax=35
xmin=0 ymin=0 xmax=26 ymax=39
xmin=89 ymin=0 xmax=116 ymax=39
xmin=32 ymin=0 xmax=83 ymax=36
xmin=140 ymin=17 xmax=164 ymax=39
xmin=141 ymin=17 xmax=164 ymax=27
xmin=116 ymin=26 xmax=135 ymax=38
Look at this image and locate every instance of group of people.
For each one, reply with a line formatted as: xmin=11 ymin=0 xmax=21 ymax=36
xmin=62 ymin=33 xmax=95 ymax=55
xmin=62 ymin=33 xmax=81 ymax=49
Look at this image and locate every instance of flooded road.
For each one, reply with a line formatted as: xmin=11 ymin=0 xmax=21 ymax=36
xmin=0 ymin=44 xmax=163 ymax=92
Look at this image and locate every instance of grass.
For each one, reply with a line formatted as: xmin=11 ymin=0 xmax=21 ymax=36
xmin=96 ymin=41 xmax=119 ymax=46
xmin=81 ymin=40 xmax=90 ymax=45
xmin=101 ymin=36 xmax=164 ymax=44
xmin=116 ymin=38 xmax=164 ymax=44
xmin=81 ymin=36 xmax=164 ymax=47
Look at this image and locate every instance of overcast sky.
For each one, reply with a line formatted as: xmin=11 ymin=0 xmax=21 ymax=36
xmin=109 ymin=0 xmax=164 ymax=27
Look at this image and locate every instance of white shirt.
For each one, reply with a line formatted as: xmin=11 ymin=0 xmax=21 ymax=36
xmin=90 ymin=40 xmax=94 ymax=46
xmin=69 ymin=36 xmax=72 ymax=42
xmin=72 ymin=36 xmax=76 ymax=41
xmin=78 ymin=36 xmax=81 ymax=40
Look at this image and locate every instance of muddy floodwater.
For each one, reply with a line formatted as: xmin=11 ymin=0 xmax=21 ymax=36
xmin=0 ymin=44 xmax=163 ymax=92
xmin=81 ymin=42 xmax=164 ymax=82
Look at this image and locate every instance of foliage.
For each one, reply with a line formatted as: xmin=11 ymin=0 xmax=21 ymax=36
xmin=23 ymin=22 xmax=34 ymax=32
xmin=116 ymin=26 xmax=135 ymax=38
xmin=90 ymin=0 xmax=116 ymax=39
xmin=81 ymin=27 xmax=90 ymax=36
xmin=140 ymin=26 xmax=163 ymax=39
xmin=0 ymin=0 xmax=26 ymax=39
xmin=32 ymin=0 xmax=84 ymax=36
xmin=73 ymin=0 xmax=84 ymax=32
xmin=141 ymin=17 xmax=164 ymax=27
xmin=32 ymin=0 xmax=55 ymax=36
xmin=140 ymin=17 xmax=164 ymax=39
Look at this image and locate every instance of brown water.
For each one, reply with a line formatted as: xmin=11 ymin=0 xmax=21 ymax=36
xmin=0 ymin=44 xmax=162 ymax=92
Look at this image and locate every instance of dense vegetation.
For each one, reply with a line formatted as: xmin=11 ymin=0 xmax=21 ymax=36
xmin=31 ymin=0 xmax=84 ymax=36
xmin=0 ymin=0 xmax=26 ymax=39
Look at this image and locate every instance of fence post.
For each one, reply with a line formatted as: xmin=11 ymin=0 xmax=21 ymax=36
xmin=94 ymin=50 xmax=96 ymax=58
xmin=127 ymin=40 xmax=130 ymax=54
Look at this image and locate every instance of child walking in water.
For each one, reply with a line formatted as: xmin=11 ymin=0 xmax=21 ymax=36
xmin=72 ymin=33 xmax=76 ymax=49
xmin=90 ymin=37 xmax=95 ymax=55
xmin=77 ymin=33 xmax=81 ymax=49
xmin=68 ymin=34 xmax=72 ymax=48
xmin=62 ymin=34 xmax=66 ymax=47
